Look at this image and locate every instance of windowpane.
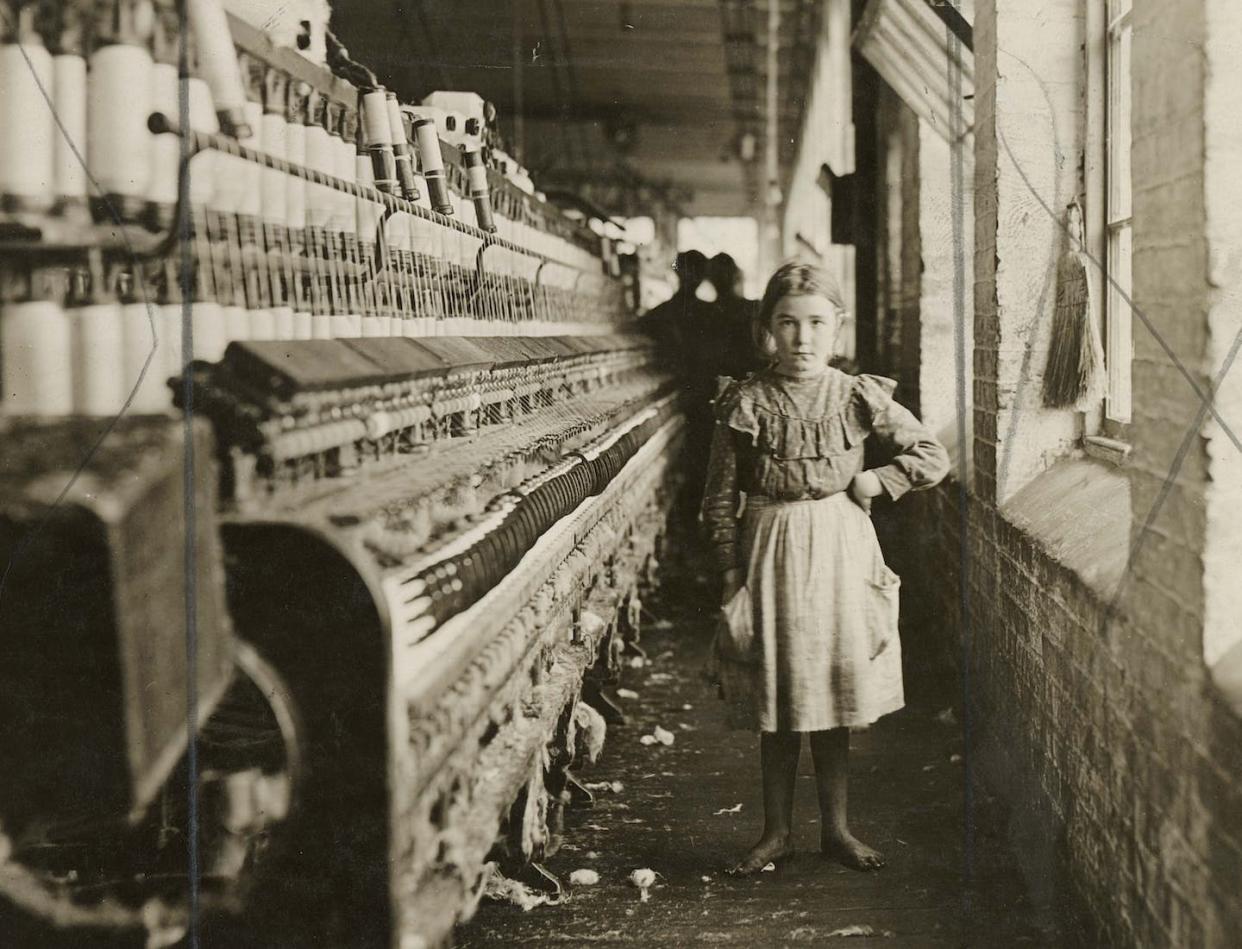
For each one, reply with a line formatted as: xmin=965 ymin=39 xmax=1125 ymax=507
xmin=1106 ymin=223 xmax=1133 ymax=422
xmin=1107 ymin=22 xmax=1131 ymax=222
xmin=1103 ymin=0 xmax=1132 ymax=425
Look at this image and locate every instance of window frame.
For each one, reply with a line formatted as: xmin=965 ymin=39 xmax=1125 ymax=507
xmin=1085 ymin=0 xmax=1134 ymax=438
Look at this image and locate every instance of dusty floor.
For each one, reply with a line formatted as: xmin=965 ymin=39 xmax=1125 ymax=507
xmin=456 ymin=547 xmax=1063 ymax=948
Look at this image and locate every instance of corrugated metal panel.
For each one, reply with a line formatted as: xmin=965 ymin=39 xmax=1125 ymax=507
xmin=854 ymin=0 xmax=974 ymax=146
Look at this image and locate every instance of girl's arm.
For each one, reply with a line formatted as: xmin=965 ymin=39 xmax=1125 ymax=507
xmin=701 ymin=421 xmax=743 ymax=580
xmin=861 ymin=380 xmax=951 ymax=500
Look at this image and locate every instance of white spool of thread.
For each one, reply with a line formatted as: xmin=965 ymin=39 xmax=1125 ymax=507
xmin=0 ymin=37 xmax=56 ymax=210
xmin=191 ymin=301 xmax=228 ymax=362
xmin=361 ymin=89 xmax=396 ymax=193
xmin=121 ymin=301 xmax=169 ymax=414
xmin=361 ymin=316 xmax=385 ymax=337
xmin=304 ymin=119 xmax=333 ymax=228
xmin=212 ymin=124 xmax=246 ymax=218
xmin=239 ymin=101 xmax=264 ymax=218
xmin=260 ymin=111 xmax=287 ymax=225
xmin=187 ymin=77 xmax=217 ymax=208
xmin=386 ymin=94 xmax=418 ymax=199
xmin=333 ymin=132 xmax=355 ymax=233
xmin=224 ymin=304 xmax=251 ymax=343
xmin=52 ymin=51 xmax=88 ymax=209
xmin=185 ymin=0 xmax=248 ymax=130
xmin=284 ymin=119 xmax=306 ymax=230
xmin=87 ymin=42 xmax=152 ymax=212
xmin=148 ymin=61 xmax=181 ymax=220
xmin=329 ymin=313 xmax=352 ymax=338
xmin=69 ymin=303 xmax=127 ymax=416
xmin=311 ymin=312 xmax=331 ymax=339
xmin=249 ymin=307 xmax=275 ymax=340
xmin=1 ymin=301 xmax=73 ymax=415
xmin=292 ymin=310 xmax=312 ymax=338
xmin=159 ymin=303 xmax=185 ymax=380
xmin=271 ymin=306 xmax=295 ymax=340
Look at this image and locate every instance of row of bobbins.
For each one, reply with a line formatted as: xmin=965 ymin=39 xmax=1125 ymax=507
xmin=0 ymin=0 xmax=623 ymax=417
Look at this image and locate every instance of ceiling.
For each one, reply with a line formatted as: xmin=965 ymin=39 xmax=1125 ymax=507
xmin=330 ymin=0 xmax=822 ymax=218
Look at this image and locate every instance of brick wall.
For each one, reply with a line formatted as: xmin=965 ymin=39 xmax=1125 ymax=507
xmin=866 ymin=0 xmax=1242 ymax=944
xmin=971 ymin=0 xmax=1083 ymax=504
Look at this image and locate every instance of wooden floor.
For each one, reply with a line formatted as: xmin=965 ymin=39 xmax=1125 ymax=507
xmin=457 ymin=548 xmax=1064 ymax=948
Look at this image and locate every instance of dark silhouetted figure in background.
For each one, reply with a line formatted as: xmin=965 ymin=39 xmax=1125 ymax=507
xmin=638 ymin=249 xmax=709 ymax=359
xmin=705 ymin=253 xmax=761 ymax=381
xmin=638 ymin=250 xmax=718 ymax=527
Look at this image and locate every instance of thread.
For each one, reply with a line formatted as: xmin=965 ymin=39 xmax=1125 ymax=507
xmin=159 ymin=303 xmax=185 ymax=380
xmin=1 ymin=301 xmax=74 ymax=414
xmin=259 ymin=111 xmax=287 ymax=225
xmin=191 ymin=300 xmax=228 ymax=362
xmin=292 ymin=310 xmax=313 ymax=339
xmin=69 ymin=302 xmax=127 ymax=416
xmin=464 ymin=148 xmax=496 ymax=233
xmin=52 ymin=52 xmax=88 ymax=209
xmin=362 ymin=89 xmax=397 ymax=193
xmin=224 ymin=304 xmax=251 ymax=343
xmin=284 ymin=118 xmax=306 ymax=229
xmin=121 ymin=301 xmax=169 ymax=413
xmin=329 ymin=313 xmax=353 ymax=338
xmin=87 ymin=41 xmax=152 ymax=218
xmin=147 ymin=61 xmax=181 ymax=226
xmin=238 ymin=101 xmax=264 ymax=217
xmin=333 ymin=128 xmax=356 ymax=233
xmin=304 ymin=114 xmax=334 ymax=228
xmin=387 ymin=93 xmax=418 ymax=199
xmin=186 ymin=76 xmax=217 ymax=208
xmin=269 ymin=305 xmax=293 ymax=340
xmin=413 ymin=118 xmax=453 ymax=215
xmin=0 ymin=36 xmax=56 ymax=211
xmin=185 ymin=0 xmax=250 ymax=134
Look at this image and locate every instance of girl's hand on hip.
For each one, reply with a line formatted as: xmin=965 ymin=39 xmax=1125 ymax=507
xmin=848 ymin=470 xmax=884 ymax=513
xmin=721 ymin=567 xmax=744 ymax=605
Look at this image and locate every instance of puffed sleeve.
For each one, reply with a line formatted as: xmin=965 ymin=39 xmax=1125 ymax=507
xmin=701 ymin=381 xmax=746 ymax=572
xmin=855 ymin=375 xmax=950 ymax=501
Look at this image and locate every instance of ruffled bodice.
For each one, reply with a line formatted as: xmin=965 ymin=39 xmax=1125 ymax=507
xmin=701 ymin=367 xmax=949 ymax=570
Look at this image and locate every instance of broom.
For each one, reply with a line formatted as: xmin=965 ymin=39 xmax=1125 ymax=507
xmin=1042 ymin=200 xmax=1106 ymax=409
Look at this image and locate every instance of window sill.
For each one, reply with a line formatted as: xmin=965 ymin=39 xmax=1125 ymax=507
xmin=1083 ymin=434 xmax=1131 ymax=467
xmin=1001 ymin=456 xmax=1130 ymax=598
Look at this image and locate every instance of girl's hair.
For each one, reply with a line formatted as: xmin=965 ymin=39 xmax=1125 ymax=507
xmin=753 ymin=262 xmax=847 ymax=359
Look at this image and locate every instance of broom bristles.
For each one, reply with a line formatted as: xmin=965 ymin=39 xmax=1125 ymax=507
xmin=1043 ymin=253 xmax=1089 ymax=407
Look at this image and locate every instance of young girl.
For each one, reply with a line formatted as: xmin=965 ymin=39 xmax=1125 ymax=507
xmin=701 ymin=262 xmax=949 ymax=875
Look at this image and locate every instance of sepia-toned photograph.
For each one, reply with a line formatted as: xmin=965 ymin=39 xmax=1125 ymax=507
xmin=1 ymin=0 xmax=1239 ymax=945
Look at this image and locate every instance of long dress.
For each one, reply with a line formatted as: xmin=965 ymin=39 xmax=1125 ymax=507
xmin=700 ymin=367 xmax=949 ymax=732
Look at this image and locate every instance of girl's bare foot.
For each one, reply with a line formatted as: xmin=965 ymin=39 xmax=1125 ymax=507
xmin=822 ymin=830 xmax=885 ymax=871
xmin=726 ymin=834 xmax=794 ymax=876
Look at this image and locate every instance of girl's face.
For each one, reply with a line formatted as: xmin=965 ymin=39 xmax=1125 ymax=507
xmin=769 ymin=293 xmax=839 ymax=377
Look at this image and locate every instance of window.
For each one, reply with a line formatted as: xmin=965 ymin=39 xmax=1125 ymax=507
xmin=1104 ymin=0 xmax=1133 ymax=423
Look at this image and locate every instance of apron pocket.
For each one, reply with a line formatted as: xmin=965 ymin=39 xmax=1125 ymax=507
xmin=866 ymin=565 xmax=901 ymax=660
xmin=716 ymin=585 xmax=756 ymax=665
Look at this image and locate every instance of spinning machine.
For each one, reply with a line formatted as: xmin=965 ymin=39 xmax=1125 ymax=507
xmin=0 ymin=2 xmax=681 ymax=945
